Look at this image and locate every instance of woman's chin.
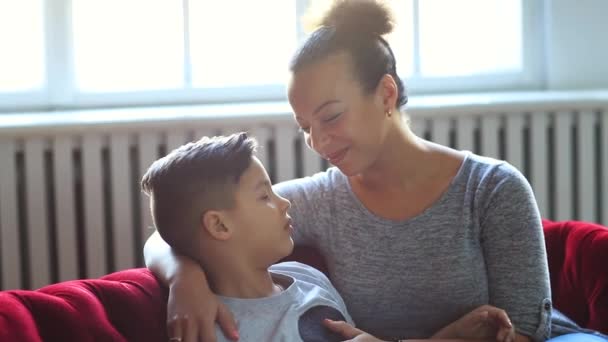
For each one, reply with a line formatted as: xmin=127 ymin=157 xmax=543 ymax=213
xmin=336 ymin=166 xmax=355 ymax=176
xmin=333 ymin=160 xmax=364 ymax=177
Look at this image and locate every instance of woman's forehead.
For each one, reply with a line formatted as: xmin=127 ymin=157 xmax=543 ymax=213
xmin=289 ymin=58 xmax=356 ymax=111
xmin=293 ymin=53 xmax=352 ymax=82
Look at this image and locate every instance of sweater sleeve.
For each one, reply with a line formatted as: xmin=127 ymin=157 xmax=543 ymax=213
xmin=479 ymin=164 xmax=552 ymax=341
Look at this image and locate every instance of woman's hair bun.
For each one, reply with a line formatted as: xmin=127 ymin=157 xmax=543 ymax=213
xmin=310 ymin=0 xmax=395 ymax=37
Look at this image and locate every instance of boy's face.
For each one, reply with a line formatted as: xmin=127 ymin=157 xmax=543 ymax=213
xmin=224 ymin=156 xmax=294 ymax=265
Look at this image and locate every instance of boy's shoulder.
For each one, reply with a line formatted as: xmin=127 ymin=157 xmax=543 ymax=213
xmin=270 ymin=261 xmax=332 ymax=289
xmin=271 ymin=261 xmax=354 ymax=325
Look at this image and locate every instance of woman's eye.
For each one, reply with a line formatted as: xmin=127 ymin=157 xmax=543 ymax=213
xmin=323 ymin=112 xmax=342 ymax=123
xmin=260 ymin=194 xmax=270 ymax=201
xmin=298 ymin=127 xmax=310 ymax=134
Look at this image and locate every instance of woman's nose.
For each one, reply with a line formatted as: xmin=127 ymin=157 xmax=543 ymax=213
xmin=308 ymin=126 xmax=330 ymax=153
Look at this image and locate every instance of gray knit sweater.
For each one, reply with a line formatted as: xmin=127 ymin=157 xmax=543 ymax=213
xmin=274 ymin=152 xmax=552 ymax=341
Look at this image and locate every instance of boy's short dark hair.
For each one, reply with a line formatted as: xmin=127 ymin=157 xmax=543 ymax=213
xmin=141 ymin=132 xmax=258 ymax=259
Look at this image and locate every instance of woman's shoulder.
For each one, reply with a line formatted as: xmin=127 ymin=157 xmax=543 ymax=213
xmin=461 ymin=152 xmax=533 ymax=204
xmin=463 ymin=152 xmax=526 ymax=185
xmin=273 ymin=167 xmax=347 ymax=197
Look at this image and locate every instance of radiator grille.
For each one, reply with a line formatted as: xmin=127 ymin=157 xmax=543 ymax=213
xmin=1 ymin=104 xmax=607 ymax=289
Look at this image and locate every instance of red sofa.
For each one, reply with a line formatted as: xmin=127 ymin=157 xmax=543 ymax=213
xmin=1 ymin=220 xmax=607 ymax=341
xmin=542 ymin=220 xmax=608 ymax=334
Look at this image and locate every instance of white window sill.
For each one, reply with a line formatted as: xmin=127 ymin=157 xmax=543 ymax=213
xmin=1 ymin=90 xmax=607 ymax=135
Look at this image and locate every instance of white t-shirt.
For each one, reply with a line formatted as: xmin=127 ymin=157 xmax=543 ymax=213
xmin=215 ymin=262 xmax=353 ymax=342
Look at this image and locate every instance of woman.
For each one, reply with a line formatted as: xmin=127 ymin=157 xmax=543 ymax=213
xmin=144 ymin=1 xmax=551 ymax=341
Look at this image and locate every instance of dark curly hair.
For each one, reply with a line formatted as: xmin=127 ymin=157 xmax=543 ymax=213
xmin=290 ymin=0 xmax=408 ymax=109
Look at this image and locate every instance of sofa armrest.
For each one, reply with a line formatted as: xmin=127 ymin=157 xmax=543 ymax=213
xmin=543 ymin=219 xmax=608 ymax=334
xmin=0 ymin=268 xmax=168 ymax=342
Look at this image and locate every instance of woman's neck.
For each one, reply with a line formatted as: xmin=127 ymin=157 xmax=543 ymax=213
xmin=352 ymin=124 xmax=436 ymax=191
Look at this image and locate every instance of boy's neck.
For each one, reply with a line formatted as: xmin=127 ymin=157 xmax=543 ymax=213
xmin=205 ymin=261 xmax=286 ymax=299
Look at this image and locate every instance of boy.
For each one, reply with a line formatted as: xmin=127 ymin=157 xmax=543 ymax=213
xmin=141 ymin=133 xmax=353 ymax=342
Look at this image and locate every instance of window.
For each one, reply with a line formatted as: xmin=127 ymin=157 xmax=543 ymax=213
xmin=0 ymin=0 xmax=540 ymax=112
xmin=72 ymin=0 xmax=185 ymax=92
xmin=394 ymin=0 xmax=541 ymax=94
xmin=188 ymin=1 xmax=296 ymax=88
xmin=310 ymin=0 xmax=540 ymax=95
xmin=0 ymin=0 xmax=47 ymax=110
xmin=0 ymin=0 xmax=45 ymax=93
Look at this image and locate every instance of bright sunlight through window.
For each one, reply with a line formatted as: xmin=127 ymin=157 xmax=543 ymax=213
xmin=1 ymin=0 xmax=528 ymax=109
xmin=418 ymin=0 xmax=522 ymax=77
xmin=384 ymin=0 xmax=415 ymax=77
xmin=0 ymin=0 xmax=45 ymax=92
xmin=72 ymin=0 xmax=184 ymax=92
xmin=189 ymin=1 xmax=297 ymax=88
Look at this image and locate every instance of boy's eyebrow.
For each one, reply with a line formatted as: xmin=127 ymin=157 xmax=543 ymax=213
xmin=254 ymin=179 xmax=271 ymax=190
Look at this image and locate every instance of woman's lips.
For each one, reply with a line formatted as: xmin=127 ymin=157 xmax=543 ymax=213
xmin=326 ymin=148 xmax=348 ymax=165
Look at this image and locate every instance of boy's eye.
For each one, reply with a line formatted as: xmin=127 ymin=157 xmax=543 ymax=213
xmin=259 ymin=194 xmax=270 ymax=201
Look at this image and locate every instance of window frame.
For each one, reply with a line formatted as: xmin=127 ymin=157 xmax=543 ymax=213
xmin=0 ymin=0 xmax=544 ymax=113
xmin=405 ymin=0 xmax=545 ymax=95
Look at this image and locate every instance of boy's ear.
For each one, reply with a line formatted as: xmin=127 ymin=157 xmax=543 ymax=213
xmin=201 ymin=210 xmax=232 ymax=241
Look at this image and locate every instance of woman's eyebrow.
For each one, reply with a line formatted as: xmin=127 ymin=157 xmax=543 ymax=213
xmin=295 ymin=100 xmax=340 ymax=121
xmin=313 ymin=100 xmax=340 ymax=116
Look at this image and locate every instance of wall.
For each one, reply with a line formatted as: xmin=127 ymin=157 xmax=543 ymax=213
xmin=545 ymin=0 xmax=608 ymax=90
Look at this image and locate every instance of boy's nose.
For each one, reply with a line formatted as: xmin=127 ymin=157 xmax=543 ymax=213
xmin=280 ymin=196 xmax=291 ymax=211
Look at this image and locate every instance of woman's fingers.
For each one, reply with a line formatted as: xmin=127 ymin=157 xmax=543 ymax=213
xmin=217 ymin=303 xmax=239 ymax=341
xmin=487 ymin=308 xmax=512 ymax=329
xmin=496 ymin=326 xmax=508 ymax=342
xmin=482 ymin=306 xmax=513 ymax=342
xmin=502 ymin=324 xmax=515 ymax=342
xmin=198 ymin=315 xmax=217 ymax=342
xmin=507 ymin=327 xmax=515 ymax=342
xmin=487 ymin=309 xmax=513 ymax=342
xmin=167 ymin=314 xmax=182 ymax=342
xmin=183 ymin=316 xmax=198 ymax=342
xmin=167 ymin=314 xmax=191 ymax=342
xmin=496 ymin=325 xmax=515 ymax=342
xmin=323 ymin=319 xmax=364 ymax=339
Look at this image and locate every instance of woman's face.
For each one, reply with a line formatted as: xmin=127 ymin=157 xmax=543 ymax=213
xmin=288 ymin=52 xmax=390 ymax=176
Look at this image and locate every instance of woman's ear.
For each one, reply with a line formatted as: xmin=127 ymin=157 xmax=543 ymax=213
xmin=201 ymin=210 xmax=232 ymax=241
xmin=377 ymin=74 xmax=398 ymax=112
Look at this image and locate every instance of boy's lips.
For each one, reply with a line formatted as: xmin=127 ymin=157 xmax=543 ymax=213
xmin=284 ymin=218 xmax=293 ymax=231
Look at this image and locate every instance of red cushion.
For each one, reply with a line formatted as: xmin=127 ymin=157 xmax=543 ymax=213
xmin=0 ymin=268 xmax=168 ymax=342
xmin=543 ymin=219 xmax=608 ymax=334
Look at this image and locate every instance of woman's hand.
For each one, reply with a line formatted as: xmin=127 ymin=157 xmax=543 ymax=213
xmin=167 ymin=270 xmax=239 ymax=342
xmin=432 ymin=305 xmax=515 ymax=342
xmin=323 ymin=319 xmax=389 ymax=342
xmin=144 ymin=232 xmax=238 ymax=341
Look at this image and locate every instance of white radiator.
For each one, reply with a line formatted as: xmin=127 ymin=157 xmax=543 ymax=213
xmin=1 ymin=92 xmax=607 ymax=290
